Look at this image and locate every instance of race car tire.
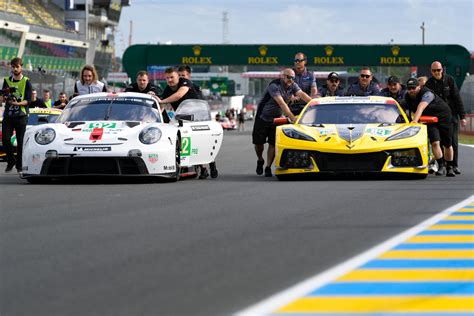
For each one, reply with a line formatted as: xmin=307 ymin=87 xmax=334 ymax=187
xmin=26 ymin=177 xmax=51 ymax=184
xmin=276 ymin=174 xmax=296 ymax=181
xmin=408 ymin=173 xmax=428 ymax=180
xmin=169 ymin=136 xmax=181 ymax=182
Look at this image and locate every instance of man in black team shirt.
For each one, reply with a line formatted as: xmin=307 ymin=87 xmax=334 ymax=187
xmin=157 ymin=67 xmax=216 ymax=179
xmin=157 ymin=67 xmax=198 ymax=111
xmin=404 ymin=78 xmax=455 ymax=177
xmin=125 ymin=70 xmax=162 ymax=97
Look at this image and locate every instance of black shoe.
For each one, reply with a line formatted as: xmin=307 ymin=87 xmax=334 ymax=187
xmin=209 ymin=162 xmax=218 ymax=178
xmin=5 ymin=163 xmax=15 ymax=172
xmin=446 ymin=166 xmax=456 ymax=177
xmin=264 ymin=166 xmax=272 ymax=177
xmin=453 ymin=166 xmax=461 ymax=175
xmin=256 ymin=159 xmax=264 ymax=175
xmin=199 ymin=167 xmax=209 ymax=179
xmin=435 ymin=165 xmax=446 ymax=176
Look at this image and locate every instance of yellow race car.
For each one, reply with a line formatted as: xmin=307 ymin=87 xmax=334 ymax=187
xmin=274 ymin=96 xmax=430 ymax=180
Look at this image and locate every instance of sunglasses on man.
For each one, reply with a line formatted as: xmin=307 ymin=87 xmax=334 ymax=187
xmin=431 ymin=69 xmax=442 ymax=72
xmin=285 ymin=75 xmax=296 ymax=80
xmin=360 ymin=74 xmax=371 ymax=79
xmin=294 ymin=58 xmax=306 ymax=63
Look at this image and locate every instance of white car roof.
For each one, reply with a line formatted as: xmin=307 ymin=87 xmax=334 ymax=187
xmin=72 ymin=92 xmax=156 ymax=102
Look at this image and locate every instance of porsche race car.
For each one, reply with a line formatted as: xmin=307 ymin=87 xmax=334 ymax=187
xmin=274 ymin=96 xmax=430 ymax=180
xmin=21 ymin=93 xmax=223 ymax=183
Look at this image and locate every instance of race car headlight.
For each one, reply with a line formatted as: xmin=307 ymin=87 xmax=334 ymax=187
xmin=139 ymin=127 xmax=162 ymax=144
xmin=282 ymin=128 xmax=316 ymax=141
xmin=35 ymin=128 xmax=56 ymax=145
xmin=386 ymin=126 xmax=420 ymax=141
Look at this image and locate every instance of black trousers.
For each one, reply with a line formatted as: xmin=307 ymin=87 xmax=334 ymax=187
xmin=451 ymin=116 xmax=459 ymax=167
xmin=2 ymin=116 xmax=27 ymax=169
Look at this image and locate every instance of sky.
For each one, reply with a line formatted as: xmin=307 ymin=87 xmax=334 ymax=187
xmin=115 ymin=0 xmax=473 ymax=57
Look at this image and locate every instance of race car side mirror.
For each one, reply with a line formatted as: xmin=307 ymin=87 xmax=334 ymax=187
xmin=273 ymin=117 xmax=290 ymax=126
xmin=175 ymin=114 xmax=194 ymax=127
xmin=419 ymin=116 xmax=438 ymax=124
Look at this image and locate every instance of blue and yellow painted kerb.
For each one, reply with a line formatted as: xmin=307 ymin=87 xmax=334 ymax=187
xmin=272 ymin=202 xmax=474 ymax=315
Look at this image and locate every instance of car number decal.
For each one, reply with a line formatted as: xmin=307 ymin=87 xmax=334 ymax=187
xmin=181 ymin=137 xmax=191 ymax=156
xmin=88 ymin=122 xmax=117 ymax=129
xmin=366 ymin=128 xmax=392 ymax=136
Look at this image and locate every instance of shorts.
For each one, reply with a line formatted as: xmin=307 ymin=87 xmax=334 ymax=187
xmin=252 ymin=117 xmax=276 ymax=146
xmin=427 ymin=121 xmax=452 ymax=148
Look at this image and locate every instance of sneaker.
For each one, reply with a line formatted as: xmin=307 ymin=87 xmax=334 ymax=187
xmin=435 ymin=165 xmax=446 ymax=176
xmin=256 ymin=159 xmax=264 ymax=175
xmin=428 ymin=159 xmax=438 ymax=174
xmin=209 ymin=162 xmax=218 ymax=178
xmin=264 ymin=166 xmax=272 ymax=177
xmin=5 ymin=163 xmax=15 ymax=172
xmin=453 ymin=166 xmax=461 ymax=175
xmin=446 ymin=166 xmax=456 ymax=177
xmin=199 ymin=167 xmax=209 ymax=179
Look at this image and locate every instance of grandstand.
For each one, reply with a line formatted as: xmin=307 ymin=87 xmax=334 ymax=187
xmin=0 ymin=0 xmax=129 ymax=97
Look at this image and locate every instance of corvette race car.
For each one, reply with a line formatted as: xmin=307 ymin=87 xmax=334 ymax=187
xmin=0 ymin=107 xmax=62 ymax=160
xmin=21 ymin=93 xmax=223 ymax=183
xmin=274 ymin=96 xmax=430 ymax=180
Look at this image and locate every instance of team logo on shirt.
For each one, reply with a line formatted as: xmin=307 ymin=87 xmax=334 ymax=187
xmin=380 ymin=46 xmax=411 ymax=65
xmin=182 ymin=45 xmax=212 ymax=64
xmin=313 ymin=46 xmax=344 ymax=65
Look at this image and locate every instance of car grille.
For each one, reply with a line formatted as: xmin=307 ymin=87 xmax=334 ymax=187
xmin=313 ymin=151 xmax=388 ymax=171
xmin=40 ymin=157 xmax=148 ymax=175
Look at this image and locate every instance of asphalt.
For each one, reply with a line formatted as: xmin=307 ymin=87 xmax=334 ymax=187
xmin=0 ymin=122 xmax=473 ymax=316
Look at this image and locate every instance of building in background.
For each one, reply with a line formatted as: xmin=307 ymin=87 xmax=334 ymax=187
xmin=0 ymin=0 xmax=129 ymax=97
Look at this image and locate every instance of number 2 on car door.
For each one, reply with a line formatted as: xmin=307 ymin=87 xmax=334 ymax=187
xmin=181 ymin=137 xmax=191 ymax=156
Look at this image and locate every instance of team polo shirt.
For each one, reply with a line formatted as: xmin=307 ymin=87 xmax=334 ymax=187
xmin=161 ymin=77 xmax=198 ymax=110
xmin=259 ymin=80 xmax=301 ymax=122
xmin=294 ymin=68 xmax=316 ymax=96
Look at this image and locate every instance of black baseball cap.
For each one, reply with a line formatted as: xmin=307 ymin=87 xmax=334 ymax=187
xmin=387 ymin=75 xmax=399 ymax=84
xmin=406 ymin=78 xmax=419 ymax=88
xmin=327 ymin=72 xmax=339 ymax=80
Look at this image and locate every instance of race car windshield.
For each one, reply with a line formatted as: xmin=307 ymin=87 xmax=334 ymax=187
xmin=57 ymin=98 xmax=161 ymax=123
xmin=28 ymin=113 xmax=60 ymax=125
xmin=299 ymin=103 xmax=405 ymax=125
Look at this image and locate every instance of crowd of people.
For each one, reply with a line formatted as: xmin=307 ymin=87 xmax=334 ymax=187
xmin=1 ymin=55 xmax=468 ymax=181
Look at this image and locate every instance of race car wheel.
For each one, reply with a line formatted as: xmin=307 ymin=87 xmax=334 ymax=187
xmin=26 ymin=177 xmax=51 ymax=184
xmin=170 ymin=136 xmax=181 ymax=182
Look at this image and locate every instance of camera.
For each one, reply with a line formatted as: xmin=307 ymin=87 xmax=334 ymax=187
xmin=0 ymin=86 xmax=17 ymax=102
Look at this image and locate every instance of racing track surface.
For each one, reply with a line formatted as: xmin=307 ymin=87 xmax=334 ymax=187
xmin=0 ymin=121 xmax=473 ymax=316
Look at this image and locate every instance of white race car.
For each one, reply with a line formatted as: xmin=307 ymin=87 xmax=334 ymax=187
xmin=21 ymin=93 xmax=223 ymax=183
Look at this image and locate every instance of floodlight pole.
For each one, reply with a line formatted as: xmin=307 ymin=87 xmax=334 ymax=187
xmin=420 ymin=22 xmax=425 ymax=45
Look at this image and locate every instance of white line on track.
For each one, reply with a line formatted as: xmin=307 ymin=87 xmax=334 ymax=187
xmin=235 ymin=195 xmax=474 ymax=316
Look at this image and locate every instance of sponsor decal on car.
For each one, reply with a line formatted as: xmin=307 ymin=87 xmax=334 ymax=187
xmin=318 ymin=129 xmax=335 ymax=136
xmin=32 ymin=153 xmax=41 ymax=164
xmin=191 ymin=125 xmax=210 ymax=131
xmin=73 ymin=146 xmax=111 ymax=152
xmin=163 ymin=165 xmax=175 ymax=171
xmin=148 ymin=154 xmax=158 ymax=163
